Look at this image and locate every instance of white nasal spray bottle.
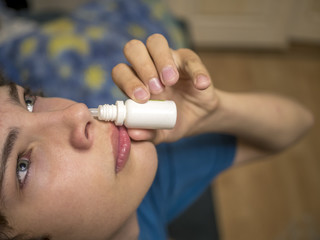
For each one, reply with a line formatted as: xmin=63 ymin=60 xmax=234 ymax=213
xmin=89 ymin=99 xmax=177 ymax=129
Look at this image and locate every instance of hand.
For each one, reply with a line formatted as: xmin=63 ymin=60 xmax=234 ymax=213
xmin=112 ymin=34 xmax=218 ymax=144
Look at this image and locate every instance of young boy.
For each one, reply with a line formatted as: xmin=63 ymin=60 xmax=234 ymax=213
xmin=0 ymin=34 xmax=313 ymax=240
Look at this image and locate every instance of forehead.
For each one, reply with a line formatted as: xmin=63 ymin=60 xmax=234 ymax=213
xmin=0 ymin=84 xmax=23 ymax=128
xmin=0 ymin=83 xmax=24 ymax=153
xmin=0 ymin=85 xmax=12 ymax=126
xmin=0 ymin=85 xmax=10 ymax=110
xmin=0 ymin=85 xmax=13 ymax=110
xmin=0 ymin=84 xmax=9 ymax=94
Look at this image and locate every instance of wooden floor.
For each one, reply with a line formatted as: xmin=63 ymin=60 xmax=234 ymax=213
xmin=197 ymin=44 xmax=320 ymax=240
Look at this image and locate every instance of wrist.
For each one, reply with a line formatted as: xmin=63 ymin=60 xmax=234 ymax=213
xmin=189 ymin=89 xmax=228 ymax=136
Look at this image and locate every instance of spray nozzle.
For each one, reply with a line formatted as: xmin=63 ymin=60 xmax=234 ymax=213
xmin=89 ymin=108 xmax=99 ymax=117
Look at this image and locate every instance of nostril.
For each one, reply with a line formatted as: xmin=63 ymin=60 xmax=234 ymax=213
xmin=85 ymin=122 xmax=91 ymax=139
xmin=62 ymin=103 xmax=94 ymax=149
xmin=70 ymin=121 xmax=93 ymax=150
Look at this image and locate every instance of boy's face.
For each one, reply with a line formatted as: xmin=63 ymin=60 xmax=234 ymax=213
xmin=0 ymin=84 xmax=157 ymax=239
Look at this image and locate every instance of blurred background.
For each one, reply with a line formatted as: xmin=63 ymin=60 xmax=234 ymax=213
xmin=1 ymin=0 xmax=319 ymax=239
xmin=166 ymin=1 xmax=320 ymax=240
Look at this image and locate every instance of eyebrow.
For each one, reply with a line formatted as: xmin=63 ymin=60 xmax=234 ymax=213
xmin=8 ymin=82 xmax=22 ymax=106
xmin=0 ymin=83 xmax=22 ymax=203
xmin=0 ymin=128 xmax=20 ymax=203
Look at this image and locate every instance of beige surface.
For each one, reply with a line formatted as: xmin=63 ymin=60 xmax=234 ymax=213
xmin=166 ymin=0 xmax=320 ymax=48
xmin=196 ymin=44 xmax=320 ymax=240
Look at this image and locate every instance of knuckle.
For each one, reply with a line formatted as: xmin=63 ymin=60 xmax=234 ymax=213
xmin=186 ymin=56 xmax=200 ymax=66
xmin=185 ymin=57 xmax=201 ymax=70
xmin=178 ymin=48 xmax=201 ymax=67
xmin=179 ymin=48 xmax=198 ymax=58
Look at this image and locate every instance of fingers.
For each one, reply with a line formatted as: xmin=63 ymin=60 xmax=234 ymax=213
xmin=111 ymin=63 xmax=150 ymax=102
xmin=117 ymin=34 xmax=179 ymax=97
xmin=127 ymin=129 xmax=164 ymax=145
xmin=123 ymin=39 xmax=164 ymax=95
xmin=174 ymin=48 xmax=211 ymax=90
xmin=127 ymin=129 xmax=156 ymax=142
xmin=146 ymin=34 xmax=179 ymax=86
xmin=112 ymin=34 xmax=211 ymax=103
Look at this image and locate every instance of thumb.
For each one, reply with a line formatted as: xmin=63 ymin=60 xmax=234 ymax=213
xmin=128 ymin=129 xmax=156 ymax=142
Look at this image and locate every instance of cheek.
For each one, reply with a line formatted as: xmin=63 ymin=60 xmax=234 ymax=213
xmin=12 ymin=160 xmax=120 ymax=238
xmin=13 ymin=149 xmax=118 ymax=237
xmin=32 ymin=143 xmax=115 ymax=203
xmin=7 ymin=141 xmax=158 ymax=238
xmin=127 ymin=141 xmax=158 ymax=198
xmin=31 ymin=143 xmax=158 ymax=238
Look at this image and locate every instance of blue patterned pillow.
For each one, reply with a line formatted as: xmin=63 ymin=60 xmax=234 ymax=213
xmin=0 ymin=0 xmax=186 ymax=107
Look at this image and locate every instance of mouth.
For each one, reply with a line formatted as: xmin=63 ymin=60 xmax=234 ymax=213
xmin=111 ymin=125 xmax=131 ymax=173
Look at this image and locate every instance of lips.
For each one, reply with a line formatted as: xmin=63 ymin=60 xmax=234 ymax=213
xmin=112 ymin=125 xmax=131 ymax=173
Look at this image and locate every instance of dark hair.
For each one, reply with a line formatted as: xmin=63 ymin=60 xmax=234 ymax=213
xmin=0 ymin=213 xmax=50 ymax=240
xmin=0 ymin=71 xmax=50 ymax=240
xmin=0 ymin=70 xmax=9 ymax=86
xmin=0 ymin=212 xmax=12 ymax=239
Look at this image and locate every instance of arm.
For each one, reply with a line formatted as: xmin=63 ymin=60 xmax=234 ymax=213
xmin=198 ymin=90 xmax=314 ymax=164
xmin=112 ymin=34 xmax=314 ymax=164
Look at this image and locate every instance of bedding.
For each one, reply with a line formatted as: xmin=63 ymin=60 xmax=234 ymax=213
xmin=0 ymin=0 xmax=187 ymax=107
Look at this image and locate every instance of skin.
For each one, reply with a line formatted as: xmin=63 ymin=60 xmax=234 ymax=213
xmin=0 ymin=34 xmax=314 ymax=239
xmin=113 ymin=34 xmax=313 ymax=163
xmin=0 ymin=86 xmax=157 ymax=239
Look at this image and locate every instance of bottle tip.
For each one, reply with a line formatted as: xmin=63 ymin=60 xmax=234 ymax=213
xmin=89 ymin=108 xmax=99 ymax=117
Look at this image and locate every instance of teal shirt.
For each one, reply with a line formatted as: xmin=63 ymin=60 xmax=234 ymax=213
xmin=138 ymin=133 xmax=236 ymax=239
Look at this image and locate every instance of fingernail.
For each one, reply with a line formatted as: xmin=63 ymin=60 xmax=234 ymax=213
xmin=162 ymin=66 xmax=177 ymax=85
xmin=149 ymin=78 xmax=163 ymax=94
xmin=196 ymin=75 xmax=210 ymax=89
xmin=133 ymin=87 xmax=148 ymax=100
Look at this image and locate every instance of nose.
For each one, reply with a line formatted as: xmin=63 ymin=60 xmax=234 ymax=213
xmin=60 ymin=103 xmax=94 ymax=150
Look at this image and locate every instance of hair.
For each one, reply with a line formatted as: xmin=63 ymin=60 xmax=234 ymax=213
xmin=0 ymin=70 xmax=9 ymax=86
xmin=0 ymin=196 xmax=50 ymax=240
xmin=0 ymin=71 xmax=51 ymax=240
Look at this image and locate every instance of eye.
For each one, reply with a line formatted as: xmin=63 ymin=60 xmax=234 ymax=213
xmin=24 ymin=89 xmax=37 ymax=112
xmin=16 ymin=157 xmax=31 ymax=188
